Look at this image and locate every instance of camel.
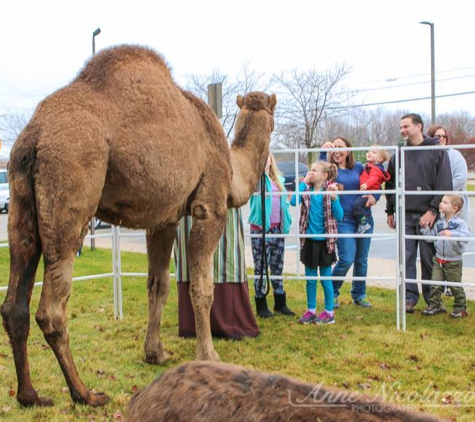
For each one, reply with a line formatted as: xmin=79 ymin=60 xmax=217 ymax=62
xmin=0 ymin=45 xmax=276 ymax=408
xmin=127 ymin=361 xmax=444 ymax=422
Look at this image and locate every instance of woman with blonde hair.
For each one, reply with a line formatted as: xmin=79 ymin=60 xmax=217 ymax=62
xmin=248 ymin=153 xmax=294 ymax=318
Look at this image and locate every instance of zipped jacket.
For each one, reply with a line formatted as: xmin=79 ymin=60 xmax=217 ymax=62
xmin=360 ymin=163 xmax=390 ymax=190
xmin=248 ymin=175 xmax=292 ymax=234
xmin=421 ymin=215 xmax=470 ymax=261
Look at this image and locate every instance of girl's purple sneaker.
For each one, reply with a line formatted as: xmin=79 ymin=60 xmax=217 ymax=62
xmin=298 ymin=311 xmax=317 ymax=324
xmin=315 ymin=311 xmax=335 ymax=324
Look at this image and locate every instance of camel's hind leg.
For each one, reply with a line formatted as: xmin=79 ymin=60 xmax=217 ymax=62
xmin=32 ymin=136 xmax=110 ymax=406
xmin=188 ymin=203 xmax=227 ymax=362
xmin=143 ymin=224 xmax=176 ymax=364
xmin=34 ymin=250 xmax=109 ymax=407
xmin=0 ymin=202 xmax=48 ymax=407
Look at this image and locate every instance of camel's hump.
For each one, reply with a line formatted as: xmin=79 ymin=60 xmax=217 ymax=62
xmin=76 ymin=44 xmax=172 ymax=89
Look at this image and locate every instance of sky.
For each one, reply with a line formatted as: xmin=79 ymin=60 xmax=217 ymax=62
xmin=1 ymin=0 xmax=474 ymax=156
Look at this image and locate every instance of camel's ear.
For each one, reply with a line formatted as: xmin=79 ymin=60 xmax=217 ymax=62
xmin=236 ymin=95 xmax=244 ymax=109
xmin=269 ymin=94 xmax=277 ymax=113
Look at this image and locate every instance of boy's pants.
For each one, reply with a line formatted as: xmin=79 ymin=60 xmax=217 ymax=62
xmin=429 ymin=257 xmax=466 ymax=312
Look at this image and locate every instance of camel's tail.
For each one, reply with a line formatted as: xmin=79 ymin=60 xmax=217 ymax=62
xmin=7 ymin=122 xmax=42 ymax=266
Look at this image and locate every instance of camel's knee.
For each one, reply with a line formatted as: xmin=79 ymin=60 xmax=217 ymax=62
xmin=189 ymin=283 xmax=214 ymax=309
xmin=147 ymin=274 xmax=170 ymax=298
xmin=35 ymin=308 xmax=67 ymax=340
xmin=1 ymin=302 xmax=30 ymax=339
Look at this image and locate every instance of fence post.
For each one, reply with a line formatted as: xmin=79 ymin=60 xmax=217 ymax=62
xmin=112 ymin=225 xmax=123 ymax=319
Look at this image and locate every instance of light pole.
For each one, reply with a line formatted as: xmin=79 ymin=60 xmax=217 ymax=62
xmin=90 ymin=27 xmax=101 ymax=251
xmin=420 ymin=21 xmax=435 ymax=124
xmin=92 ymin=27 xmax=101 ymax=56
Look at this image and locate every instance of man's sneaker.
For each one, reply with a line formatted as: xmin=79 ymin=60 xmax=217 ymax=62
xmin=334 ymin=299 xmax=340 ymax=309
xmin=298 ymin=311 xmax=317 ymax=324
xmin=354 ymin=298 xmax=372 ymax=308
xmin=421 ymin=306 xmax=447 ymax=316
xmin=450 ymin=309 xmax=468 ymax=318
xmin=315 ymin=311 xmax=335 ymax=325
xmin=405 ymin=301 xmax=415 ymax=314
xmin=356 ymin=222 xmax=371 ymax=234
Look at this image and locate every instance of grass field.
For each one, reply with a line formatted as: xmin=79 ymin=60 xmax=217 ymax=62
xmin=0 ymin=247 xmax=474 ymax=421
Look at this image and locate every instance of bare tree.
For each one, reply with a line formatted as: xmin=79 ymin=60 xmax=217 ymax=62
xmin=271 ymin=64 xmax=353 ymax=164
xmin=185 ymin=62 xmax=269 ymax=140
xmin=0 ymin=109 xmax=31 ymax=145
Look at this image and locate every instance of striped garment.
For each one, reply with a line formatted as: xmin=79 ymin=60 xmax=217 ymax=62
xmin=298 ymin=181 xmax=338 ymax=254
xmin=174 ymin=208 xmax=247 ymax=284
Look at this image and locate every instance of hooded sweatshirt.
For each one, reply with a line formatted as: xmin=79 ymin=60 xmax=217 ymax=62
xmin=421 ymin=215 xmax=470 ymax=261
xmin=385 ymin=136 xmax=453 ymax=215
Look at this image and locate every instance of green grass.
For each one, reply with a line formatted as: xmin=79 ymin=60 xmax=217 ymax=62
xmin=0 ymin=247 xmax=474 ymax=421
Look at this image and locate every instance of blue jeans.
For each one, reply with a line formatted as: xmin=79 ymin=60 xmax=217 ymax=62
xmin=332 ymin=216 xmax=373 ymax=301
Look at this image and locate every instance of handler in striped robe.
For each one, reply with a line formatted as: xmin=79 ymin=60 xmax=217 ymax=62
xmin=174 ymin=208 xmax=260 ymax=339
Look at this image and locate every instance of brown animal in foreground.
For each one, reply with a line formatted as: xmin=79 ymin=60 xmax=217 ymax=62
xmin=128 ymin=361 xmax=445 ymax=422
xmin=0 ymin=45 xmax=276 ymax=407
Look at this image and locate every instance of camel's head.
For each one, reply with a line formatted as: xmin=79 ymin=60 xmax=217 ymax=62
xmin=236 ymin=92 xmax=277 ymax=113
xmin=236 ymin=92 xmax=277 ymax=133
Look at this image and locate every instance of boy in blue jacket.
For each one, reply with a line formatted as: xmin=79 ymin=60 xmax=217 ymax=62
xmin=421 ymin=195 xmax=470 ymax=318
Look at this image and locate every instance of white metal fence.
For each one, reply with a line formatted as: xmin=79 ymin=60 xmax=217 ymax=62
xmin=1 ymin=145 xmax=475 ymax=331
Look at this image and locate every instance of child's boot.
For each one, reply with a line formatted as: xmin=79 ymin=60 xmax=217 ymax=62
xmin=273 ymin=292 xmax=295 ymax=316
xmin=255 ymin=296 xmax=274 ymax=318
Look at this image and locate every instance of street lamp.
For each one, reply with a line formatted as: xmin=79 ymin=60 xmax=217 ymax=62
xmin=92 ymin=27 xmax=101 ymax=56
xmin=420 ymin=21 xmax=435 ymax=124
xmin=90 ymin=27 xmax=101 ymax=250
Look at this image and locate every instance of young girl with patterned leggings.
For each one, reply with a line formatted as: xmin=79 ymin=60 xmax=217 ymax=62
xmin=291 ymin=160 xmax=343 ymax=324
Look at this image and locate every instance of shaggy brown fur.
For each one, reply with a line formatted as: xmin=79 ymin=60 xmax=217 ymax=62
xmin=0 ymin=45 xmax=276 ymax=407
xmin=127 ymin=361 xmax=445 ymax=422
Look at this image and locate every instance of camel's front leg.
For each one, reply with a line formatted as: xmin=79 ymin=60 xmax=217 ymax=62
xmin=188 ymin=206 xmax=227 ymax=362
xmin=143 ymin=224 xmax=176 ymax=364
xmin=36 ymin=255 xmax=109 ymax=407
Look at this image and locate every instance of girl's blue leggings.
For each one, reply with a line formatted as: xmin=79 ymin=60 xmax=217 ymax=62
xmin=305 ymin=266 xmax=334 ymax=311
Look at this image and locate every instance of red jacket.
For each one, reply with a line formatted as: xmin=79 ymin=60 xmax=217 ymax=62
xmin=360 ymin=163 xmax=390 ymax=190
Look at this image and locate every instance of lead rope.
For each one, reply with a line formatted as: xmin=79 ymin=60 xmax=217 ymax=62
xmin=257 ymin=173 xmax=271 ymax=296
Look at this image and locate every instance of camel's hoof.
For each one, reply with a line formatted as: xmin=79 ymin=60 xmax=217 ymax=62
xmin=145 ymin=349 xmax=173 ymax=365
xmin=72 ymin=391 xmax=110 ymax=407
xmin=197 ymin=349 xmax=220 ymax=362
xmin=18 ymin=396 xmax=54 ymax=408
xmin=89 ymin=392 xmax=110 ymax=407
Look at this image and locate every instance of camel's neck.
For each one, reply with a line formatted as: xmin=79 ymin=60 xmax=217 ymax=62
xmin=229 ymin=139 xmax=269 ymax=208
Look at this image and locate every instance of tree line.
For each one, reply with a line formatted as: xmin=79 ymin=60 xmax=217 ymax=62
xmin=2 ymin=62 xmax=475 ymax=168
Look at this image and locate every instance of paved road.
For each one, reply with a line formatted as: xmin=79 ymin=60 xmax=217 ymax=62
xmin=2 ymin=198 xmax=475 ymax=264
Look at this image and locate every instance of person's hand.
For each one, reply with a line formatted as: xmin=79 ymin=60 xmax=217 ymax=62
xmin=387 ymin=214 xmax=396 ymax=230
xmin=363 ymin=194 xmax=376 ymax=207
xmin=419 ymin=210 xmax=437 ymax=228
xmin=287 ymin=192 xmax=293 ymax=201
xmin=303 ymin=172 xmax=313 ymax=185
xmin=360 ymin=183 xmax=367 ymax=191
xmin=321 ymin=141 xmax=334 ymax=149
xmin=439 ymin=230 xmax=451 ymax=237
xmin=327 ymin=183 xmax=338 ymax=200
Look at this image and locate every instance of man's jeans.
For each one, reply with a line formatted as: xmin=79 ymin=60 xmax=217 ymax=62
xmin=332 ymin=216 xmax=373 ymax=301
xmin=405 ymin=212 xmax=435 ymax=306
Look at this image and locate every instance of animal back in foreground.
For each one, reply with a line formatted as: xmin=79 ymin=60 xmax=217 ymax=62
xmin=127 ymin=361 xmax=444 ymax=422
